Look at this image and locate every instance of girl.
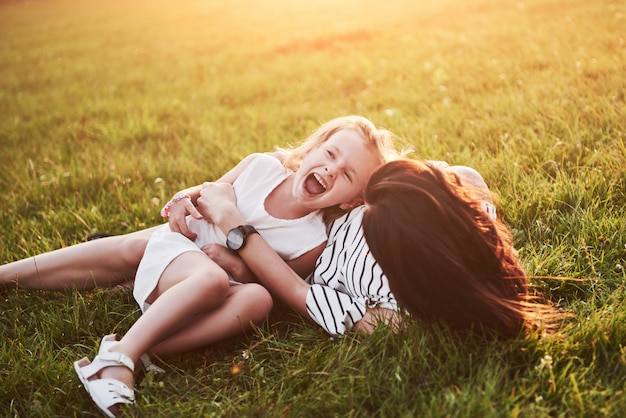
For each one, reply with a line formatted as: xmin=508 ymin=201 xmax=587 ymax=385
xmin=1 ymin=115 xmax=402 ymax=417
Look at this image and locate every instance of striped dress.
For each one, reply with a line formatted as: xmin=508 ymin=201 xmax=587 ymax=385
xmin=304 ymin=199 xmax=497 ymax=335
xmin=305 ymin=206 xmax=397 ymax=335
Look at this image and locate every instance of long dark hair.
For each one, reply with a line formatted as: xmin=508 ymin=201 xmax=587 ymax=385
xmin=362 ymin=160 xmax=557 ymax=338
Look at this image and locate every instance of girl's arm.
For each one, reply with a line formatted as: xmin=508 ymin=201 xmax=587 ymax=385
xmin=166 ymin=153 xmax=263 ymax=239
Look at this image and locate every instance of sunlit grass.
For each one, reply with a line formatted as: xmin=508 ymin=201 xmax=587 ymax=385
xmin=1 ymin=0 xmax=625 ymax=416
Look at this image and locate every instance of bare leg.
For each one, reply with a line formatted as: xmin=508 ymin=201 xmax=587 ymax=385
xmin=0 ymin=227 xmax=157 ymax=290
xmin=151 ymin=282 xmax=273 ymax=356
xmin=81 ymin=280 xmax=272 ymax=416
xmin=92 ymin=251 xmax=232 ymax=395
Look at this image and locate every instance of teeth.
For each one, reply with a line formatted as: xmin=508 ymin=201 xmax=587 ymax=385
xmin=313 ymin=173 xmax=327 ymax=190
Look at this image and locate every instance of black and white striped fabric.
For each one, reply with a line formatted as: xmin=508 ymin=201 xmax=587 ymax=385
xmin=305 ymin=206 xmax=397 ymax=335
xmin=304 ymin=198 xmax=497 ymax=335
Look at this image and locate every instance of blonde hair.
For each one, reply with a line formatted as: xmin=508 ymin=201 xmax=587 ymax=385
xmin=278 ymin=115 xmax=407 ymax=223
xmin=279 ymin=115 xmax=405 ymax=171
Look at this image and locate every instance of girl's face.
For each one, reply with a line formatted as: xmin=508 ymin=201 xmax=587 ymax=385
xmin=292 ymin=129 xmax=381 ymax=210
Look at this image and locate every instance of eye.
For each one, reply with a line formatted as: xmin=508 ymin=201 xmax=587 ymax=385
xmin=326 ymin=149 xmax=335 ymax=159
xmin=344 ymin=171 xmax=353 ymax=182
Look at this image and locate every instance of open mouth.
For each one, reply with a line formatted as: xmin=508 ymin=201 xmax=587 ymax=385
xmin=304 ymin=173 xmax=327 ymax=195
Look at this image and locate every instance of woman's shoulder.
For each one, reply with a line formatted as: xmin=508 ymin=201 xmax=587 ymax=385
xmin=327 ymin=206 xmax=365 ymax=239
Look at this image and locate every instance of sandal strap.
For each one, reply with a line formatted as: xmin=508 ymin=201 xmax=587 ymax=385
xmin=78 ymin=353 xmax=135 ymax=380
xmin=97 ymin=350 xmax=135 ymax=371
xmin=95 ymin=334 xmax=135 ymax=371
xmin=88 ymin=378 xmax=135 ymax=402
xmin=84 ymin=377 xmax=135 ymax=415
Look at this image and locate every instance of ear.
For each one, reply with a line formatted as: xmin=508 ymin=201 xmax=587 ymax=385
xmin=339 ymin=197 xmax=363 ymax=211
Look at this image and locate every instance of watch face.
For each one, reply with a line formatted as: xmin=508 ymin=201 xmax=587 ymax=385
xmin=227 ymin=228 xmax=244 ymax=250
xmin=227 ymin=225 xmax=258 ymax=251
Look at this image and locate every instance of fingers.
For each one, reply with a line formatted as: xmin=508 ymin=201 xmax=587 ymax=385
xmin=196 ymin=182 xmax=242 ymax=230
xmin=166 ymin=196 xmax=200 ymax=240
xmin=201 ymin=182 xmax=236 ymax=200
xmin=168 ymin=214 xmax=197 ymax=240
xmin=183 ymin=198 xmax=203 ymax=220
xmin=179 ymin=220 xmax=198 ymax=241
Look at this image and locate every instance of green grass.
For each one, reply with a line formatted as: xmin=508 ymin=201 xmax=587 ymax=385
xmin=1 ymin=0 xmax=625 ymax=416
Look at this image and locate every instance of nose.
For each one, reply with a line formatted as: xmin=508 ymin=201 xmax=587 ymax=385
xmin=324 ymin=166 xmax=336 ymax=178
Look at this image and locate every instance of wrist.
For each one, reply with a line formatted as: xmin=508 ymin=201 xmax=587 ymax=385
xmin=215 ymin=205 xmax=246 ymax=235
xmin=160 ymin=192 xmax=191 ymax=218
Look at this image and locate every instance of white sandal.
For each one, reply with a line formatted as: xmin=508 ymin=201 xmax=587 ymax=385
xmin=74 ymin=334 xmax=136 ymax=417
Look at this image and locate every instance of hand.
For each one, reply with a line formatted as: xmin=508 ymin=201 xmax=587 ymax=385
xmin=167 ymin=196 xmax=202 ymax=240
xmin=201 ymin=243 xmax=257 ymax=283
xmin=352 ymin=307 xmax=402 ymax=334
xmin=197 ymin=182 xmax=238 ymax=226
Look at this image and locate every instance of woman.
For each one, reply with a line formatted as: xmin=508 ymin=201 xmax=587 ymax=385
xmin=197 ymin=159 xmax=558 ymax=337
xmin=362 ymin=160 xmax=558 ymax=336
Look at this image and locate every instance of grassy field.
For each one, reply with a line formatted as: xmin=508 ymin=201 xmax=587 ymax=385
xmin=1 ymin=0 xmax=625 ymax=416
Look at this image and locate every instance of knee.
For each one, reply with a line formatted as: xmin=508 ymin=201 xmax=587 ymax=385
xmin=447 ymin=165 xmax=489 ymax=191
xmin=195 ymin=267 xmax=230 ymax=300
xmin=240 ymin=284 xmax=273 ymax=323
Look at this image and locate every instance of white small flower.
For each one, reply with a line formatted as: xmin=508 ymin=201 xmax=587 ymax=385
xmin=540 ymin=354 xmax=553 ymax=370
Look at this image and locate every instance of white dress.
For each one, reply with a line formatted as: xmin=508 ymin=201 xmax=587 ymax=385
xmin=133 ymin=154 xmax=327 ymax=312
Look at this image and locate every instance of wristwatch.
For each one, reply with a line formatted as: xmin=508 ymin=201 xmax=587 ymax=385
xmin=226 ymin=225 xmax=259 ymax=251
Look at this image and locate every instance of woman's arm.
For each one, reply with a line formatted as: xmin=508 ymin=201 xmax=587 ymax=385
xmin=197 ymin=182 xmax=398 ymax=335
xmin=200 ymin=244 xmax=257 ymax=283
xmin=196 ymin=182 xmax=313 ymax=316
xmin=201 ymin=242 xmax=323 ymax=284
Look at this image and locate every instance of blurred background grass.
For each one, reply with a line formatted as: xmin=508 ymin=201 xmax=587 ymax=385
xmin=1 ymin=0 xmax=625 ymax=416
